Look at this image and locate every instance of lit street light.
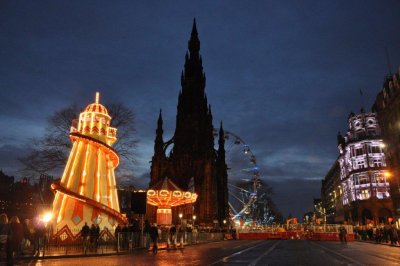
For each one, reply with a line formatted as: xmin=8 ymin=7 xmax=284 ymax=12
xmin=179 ymin=213 xmax=183 ymax=225
xmin=384 ymin=171 xmax=392 ymax=178
xmin=41 ymin=211 xmax=53 ymax=224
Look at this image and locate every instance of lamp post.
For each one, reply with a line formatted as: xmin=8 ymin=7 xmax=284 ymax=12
xmin=192 ymin=215 xmax=196 ymax=226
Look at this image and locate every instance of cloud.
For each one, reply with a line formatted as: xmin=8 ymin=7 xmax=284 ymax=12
xmin=268 ymin=178 xmax=322 ymax=219
xmin=0 ymin=144 xmax=32 ymax=177
xmin=0 ymin=0 xmax=399 ymax=219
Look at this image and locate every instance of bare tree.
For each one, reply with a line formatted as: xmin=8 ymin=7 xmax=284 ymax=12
xmin=19 ymin=103 xmax=137 ymax=177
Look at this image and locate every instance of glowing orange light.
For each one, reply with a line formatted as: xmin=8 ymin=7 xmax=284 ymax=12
xmin=51 ymin=92 xmax=126 ymax=240
xmin=146 ymin=177 xmax=198 ymax=225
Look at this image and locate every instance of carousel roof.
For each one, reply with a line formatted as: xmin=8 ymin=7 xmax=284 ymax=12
xmin=147 ymin=177 xmax=198 ymax=207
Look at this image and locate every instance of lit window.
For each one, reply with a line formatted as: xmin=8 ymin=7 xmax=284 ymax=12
xmin=359 ymin=189 xmax=370 ymax=200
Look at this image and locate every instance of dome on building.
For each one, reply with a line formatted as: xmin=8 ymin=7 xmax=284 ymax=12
xmin=84 ymin=103 xmax=109 ymax=115
xmin=83 ymin=92 xmax=109 ymax=115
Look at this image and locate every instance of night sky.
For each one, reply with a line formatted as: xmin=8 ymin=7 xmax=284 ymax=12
xmin=1 ymin=1 xmax=400 ymax=219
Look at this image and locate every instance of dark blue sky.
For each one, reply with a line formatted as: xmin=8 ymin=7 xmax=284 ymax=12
xmin=1 ymin=1 xmax=400 ymax=218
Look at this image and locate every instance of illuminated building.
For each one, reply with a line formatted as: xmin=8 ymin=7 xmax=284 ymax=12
xmin=147 ymin=177 xmax=197 ymax=225
xmin=51 ymin=92 xmax=126 ymax=242
xmin=373 ymin=66 xmax=400 ymax=221
xmin=149 ymin=20 xmax=228 ymax=225
xmin=321 ymin=161 xmax=344 ymax=224
xmin=337 ymin=110 xmax=393 ymax=225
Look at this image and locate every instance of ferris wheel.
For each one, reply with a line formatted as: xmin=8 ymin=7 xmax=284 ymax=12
xmin=214 ymin=129 xmax=262 ymax=223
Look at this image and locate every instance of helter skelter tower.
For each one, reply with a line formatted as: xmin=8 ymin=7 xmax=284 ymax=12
xmin=51 ymin=92 xmax=126 ymax=240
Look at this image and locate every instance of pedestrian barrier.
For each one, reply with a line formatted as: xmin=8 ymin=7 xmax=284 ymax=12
xmin=237 ymin=231 xmax=355 ymax=241
xmin=237 ymin=224 xmax=354 ymax=241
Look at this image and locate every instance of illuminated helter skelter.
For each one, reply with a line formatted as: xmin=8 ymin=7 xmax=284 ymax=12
xmin=51 ymin=92 xmax=127 ymax=242
xmin=147 ymin=177 xmax=198 ymax=225
xmin=213 ymin=129 xmax=261 ymax=224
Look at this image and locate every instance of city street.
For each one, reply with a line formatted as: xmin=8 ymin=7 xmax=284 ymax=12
xmin=12 ymin=240 xmax=400 ymax=266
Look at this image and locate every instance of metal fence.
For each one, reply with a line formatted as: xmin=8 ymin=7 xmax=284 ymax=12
xmin=0 ymin=231 xmax=226 ymax=259
xmin=116 ymin=231 xmax=226 ymax=252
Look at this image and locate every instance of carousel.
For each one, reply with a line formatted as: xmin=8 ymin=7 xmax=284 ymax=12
xmin=147 ymin=177 xmax=197 ymax=225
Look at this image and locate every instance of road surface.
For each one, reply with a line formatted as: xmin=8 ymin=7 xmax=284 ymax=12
xmin=10 ymin=240 xmax=400 ymax=266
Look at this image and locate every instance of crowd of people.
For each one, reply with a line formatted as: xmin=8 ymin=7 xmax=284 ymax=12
xmin=80 ymin=222 xmax=101 ymax=253
xmin=0 ymin=213 xmax=47 ymax=265
xmin=112 ymin=219 xmax=236 ymax=253
xmin=1 ymin=214 xmax=236 ymax=262
xmin=355 ymin=224 xmax=400 ymax=245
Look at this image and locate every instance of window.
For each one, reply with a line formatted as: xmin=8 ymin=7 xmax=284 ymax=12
xmin=373 ymin=158 xmax=383 ymax=167
xmin=376 ymin=188 xmax=390 ymax=199
xmin=370 ymin=146 xmax=382 ymax=154
xmin=357 ymin=160 xmax=366 ymax=169
xmin=360 ymin=189 xmax=370 ymax=200
xmin=376 ymin=174 xmax=388 ymax=184
xmin=358 ymin=176 xmax=368 ymax=185
xmin=355 ymin=148 xmax=363 ymax=156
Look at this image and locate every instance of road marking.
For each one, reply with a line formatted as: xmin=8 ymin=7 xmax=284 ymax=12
xmin=207 ymin=241 xmax=272 ymax=266
xmin=310 ymin=242 xmax=364 ymax=266
xmin=248 ymin=240 xmax=281 ymax=266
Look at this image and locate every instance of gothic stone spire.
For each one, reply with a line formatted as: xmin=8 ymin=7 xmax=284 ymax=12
xmin=154 ymin=109 xmax=165 ymax=158
xmin=173 ymin=19 xmax=213 ymax=159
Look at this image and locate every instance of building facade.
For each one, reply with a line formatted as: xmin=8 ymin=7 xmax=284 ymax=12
xmin=373 ymin=67 xmax=400 ymax=221
xmin=337 ymin=110 xmax=393 ymax=225
xmin=149 ymin=20 xmax=229 ymax=226
xmin=321 ymin=161 xmax=344 ymax=224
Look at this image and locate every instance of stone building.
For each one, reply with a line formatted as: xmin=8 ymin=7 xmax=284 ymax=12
xmin=373 ymin=67 xmax=400 ymax=221
xmin=149 ymin=20 xmax=229 ymax=226
xmin=337 ymin=110 xmax=393 ymax=225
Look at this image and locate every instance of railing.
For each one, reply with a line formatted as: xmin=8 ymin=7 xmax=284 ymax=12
xmin=116 ymin=231 xmax=225 ymax=252
xmin=0 ymin=231 xmax=227 ymax=260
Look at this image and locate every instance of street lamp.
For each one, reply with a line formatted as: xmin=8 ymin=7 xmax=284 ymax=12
xmin=179 ymin=213 xmax=183 ymax=225
xmin=41 ymin=211 xmax=53 ymax=224
xmin=192 ymin=215 xmax=196 ymax=226
xmin=384 ymin=171 xmax=392 ymax=178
